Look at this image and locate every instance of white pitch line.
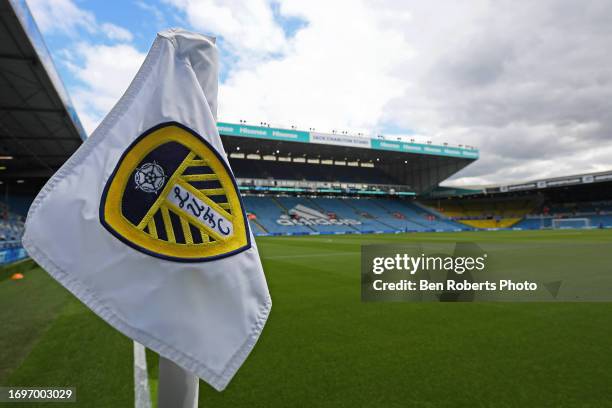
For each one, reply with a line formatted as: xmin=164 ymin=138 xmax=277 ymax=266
xmin=133 ymin=341 xmax=152 ymax=408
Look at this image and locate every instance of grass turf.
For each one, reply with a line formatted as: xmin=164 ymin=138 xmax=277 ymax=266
xmin=0 ymin=262 xmax=133 ymax=407
xmin=2 ymin=229 xmax=612 ymax=407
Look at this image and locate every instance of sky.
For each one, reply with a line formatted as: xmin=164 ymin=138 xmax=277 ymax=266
xmin=25 ymin=0 xmax=612 ymax=187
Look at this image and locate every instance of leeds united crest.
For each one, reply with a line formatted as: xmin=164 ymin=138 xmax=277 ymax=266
xmin=99 ymin=122 xmax=251 ymax=262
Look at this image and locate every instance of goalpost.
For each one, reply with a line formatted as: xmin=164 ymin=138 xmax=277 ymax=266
xmin=551 ymin=218 xmax=591 ymax=229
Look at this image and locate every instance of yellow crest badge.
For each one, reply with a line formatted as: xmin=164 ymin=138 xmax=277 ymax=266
xmin=100 ymin=122 xmax=251 ymax=262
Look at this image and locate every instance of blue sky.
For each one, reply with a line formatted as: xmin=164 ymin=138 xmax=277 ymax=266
xmin=27 ymin=0 xmax=415 ymax=138
xmin=32 ymin=1 xmax=196 ymax=99
xmin=24 ymin=0 xmax=612 ymax=186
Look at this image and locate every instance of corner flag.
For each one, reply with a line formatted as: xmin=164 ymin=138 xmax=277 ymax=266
xmin=22 ymin=29 xmax=271 ymax=391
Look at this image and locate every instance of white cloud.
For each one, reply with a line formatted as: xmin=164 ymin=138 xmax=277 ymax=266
xmin=375 ymin=0 xmax=612 ymax=186
xmin=27 ymin=0 xmax=133 ymax=42
xmin=66 ymin=43 xmax=146 ymax=134
xmin=27 ymin=0 xmax=96 ymax=36
xmin=135 ymin=0 xmax=168 ymax=27
xmin=163 ymin=0 xmax=287 ymax=56
xmin=168 ymin=0 xmax=412 ymax=133
xmin=100 ymin=23 xmax=134 ymax=42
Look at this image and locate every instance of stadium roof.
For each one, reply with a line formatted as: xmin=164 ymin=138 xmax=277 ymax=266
xmin=218 ymin=122 xmax=479 ymax=160
xmin=219 ymin=122 xmax=478 ymax=193
xmin=0 ymin=0 xmax=86 ymax=191
xmin=485 ymin=169 xmax=612 ymax=194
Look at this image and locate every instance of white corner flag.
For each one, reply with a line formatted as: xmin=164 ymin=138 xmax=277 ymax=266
xmin=22 ymin=29 xmax=271 ymax=391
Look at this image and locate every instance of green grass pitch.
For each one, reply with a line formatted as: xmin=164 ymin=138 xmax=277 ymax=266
xmin=2 ymin=229 xmax=612 ymax=407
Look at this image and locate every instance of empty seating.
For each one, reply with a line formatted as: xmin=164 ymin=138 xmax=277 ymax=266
xmin=241 ymin=195 xmax=466 ymax=235
xmin=0 ymin=205 xmax=26 ymax=250
xmin=421 ymin=198 xmax=537 ymax=229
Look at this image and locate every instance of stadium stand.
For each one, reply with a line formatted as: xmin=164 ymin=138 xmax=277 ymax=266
xmin=243 ymin=195 xmax=466 ymax=236
xmin=421 ymin=196 xmax=539 ymax=229
xmin=0 ymin=203 xmax=24 ymax=243
xmin=425 ymin=172 xmax=612 ymax=231
xmin=514 ymin=199 xmax=612 ymax=230
xmin=0 ymin=202 xmax=27 ymax=264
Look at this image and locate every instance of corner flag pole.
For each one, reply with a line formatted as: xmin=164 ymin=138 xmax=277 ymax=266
xmin=158 ymin=357 xmax=199 ymax=408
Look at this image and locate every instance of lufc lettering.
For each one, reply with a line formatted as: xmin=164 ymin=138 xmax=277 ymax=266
xmin=168 ymin=183 xmax=233 ymax=238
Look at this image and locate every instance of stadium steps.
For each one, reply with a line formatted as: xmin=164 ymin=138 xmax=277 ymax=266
xmin=412 ymin=201 xmax=448 ymax=218
xmin=272 ymin=197 xmax=290 ymax=212
xmin=305 ymin=198 xmax=361 ymax=233
xmin=370 ymin=199 xmax=427 ymax=228
xmin=250 ymin=219 xmax=268 ymax=234
xmin=367 ymin=199 xmax=413 ymax=227
xmin=411 ymin=201 xmax=477 ymax=230
xmin=341 ymin=199 xmax=398 ymax=231
xmin=272 ymin=196 xmax=318 ymax=233
xmin=304 ymin=197 xmax=327 ymax=213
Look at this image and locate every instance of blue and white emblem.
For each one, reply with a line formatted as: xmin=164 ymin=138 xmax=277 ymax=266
xmin=134 ymin=162 xmax=166 ymax=194
xmin=99 ymin=122 xmax=251 ymax=262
